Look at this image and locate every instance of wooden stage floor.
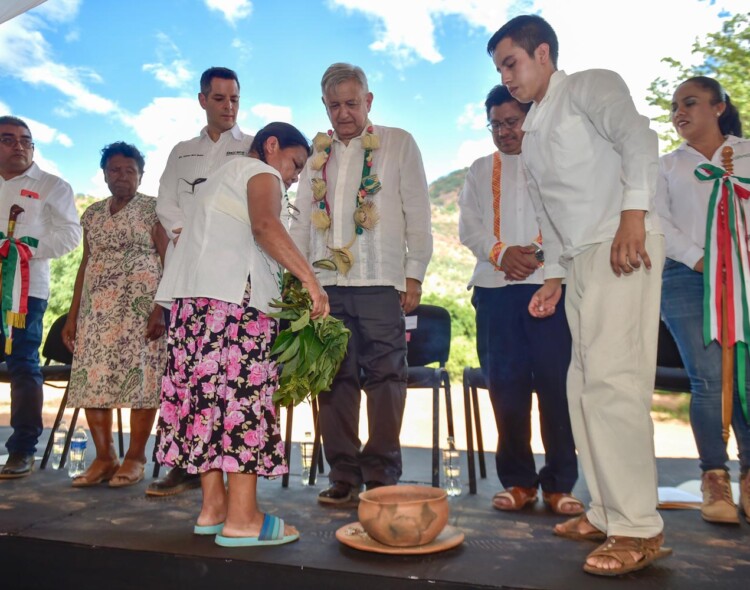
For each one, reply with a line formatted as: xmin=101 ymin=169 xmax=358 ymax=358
xmin=0 ymin=433 xmax=748 ymax=590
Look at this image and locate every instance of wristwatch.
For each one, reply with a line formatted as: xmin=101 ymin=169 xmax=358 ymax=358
xmin=532 ymin=243 xmax=544 ymax=263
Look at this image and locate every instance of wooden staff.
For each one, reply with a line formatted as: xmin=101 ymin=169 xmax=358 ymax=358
xmin=7 ymin=204 xmax=24 ymax=238
xmin=720 ymin=146 xmax=734 ymax=443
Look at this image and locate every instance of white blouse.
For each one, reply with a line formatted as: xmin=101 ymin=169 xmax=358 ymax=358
xmin=155 ymin=157 xmax=287 ymax=313
xmin=655 ymin=135 xmax=750 ymax=270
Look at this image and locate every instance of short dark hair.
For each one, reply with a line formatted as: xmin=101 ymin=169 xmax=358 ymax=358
xmin=200 ymin=67 xmax=240 ymax=95
xmin=0 ymin=116 xmax=31 ymax=134
xmin=251 ymin=122 xmax=312 ymax=163
xmin=100 ymin=141 xmax=146 ymax=175
xmin=487 ymin=15 xmax=559 ymax=69
xmin=679 ymin=76 xmax=743 ymax=138
xmin=485 ymin=85 xmax=531 ymax=119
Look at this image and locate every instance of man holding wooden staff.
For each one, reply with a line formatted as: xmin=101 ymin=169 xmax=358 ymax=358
xmin=488 ymin=15 xmax=669 ymax=577
xmin=0 ymin=116 xmax=81 ymax=479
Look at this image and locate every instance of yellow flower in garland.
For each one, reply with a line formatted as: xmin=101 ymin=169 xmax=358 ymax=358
xmin=311 ymin=178 xmax=327 ymax=201
xmin=310 ymin=151 xmax=330 ymax=171
xmin=312 ymin=131 xmax=333 ymax=152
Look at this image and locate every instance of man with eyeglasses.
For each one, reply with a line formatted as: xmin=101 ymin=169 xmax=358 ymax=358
xmin=0 ymin=115 xmax=81 ymax=479
xmin=150 ymin=66 xmax=253 ymax=497
xmin=458 ymin=86 xmax=581 ymax=516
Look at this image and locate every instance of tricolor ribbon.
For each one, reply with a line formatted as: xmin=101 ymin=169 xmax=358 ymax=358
xmin=0 ymin=232 xmax=38 ymax=354
xmin=695 ymin=162 xmax=750 ymax=420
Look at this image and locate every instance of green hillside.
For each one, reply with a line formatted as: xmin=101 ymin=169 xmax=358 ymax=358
xmin=422 ymin=168 xmax=478 ymax=378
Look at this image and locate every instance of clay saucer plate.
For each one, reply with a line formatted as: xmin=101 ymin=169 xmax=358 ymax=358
xmin=335 ymin=522 xmax=464 ymax=555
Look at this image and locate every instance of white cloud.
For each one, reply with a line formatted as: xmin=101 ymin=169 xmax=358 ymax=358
xmin=0 ymin=10 xmax=120 ymax=116
xmin=33 ymin=0 xmax=82 ymax=23
xmin=330 ymin=0 xmax=513 ymax=66
xmin=143 ymin=59 xmax=193 ymax=89
xmin=118 ymin=97 xmax=206 ymax=196
xmin=457 ymin=101 xmax=486 ymax=131
xmin=204 ymin=0 xmax=252 ymax=25
xmin=142 ymin=32 xmax=194 ymax=89
xmin=250 ymin=103 xmax=293 ymax=125
xmin=453 ymin=137 xmax=494 ymax=171
xmin=0 ymin=99 xmax=73 ymax=147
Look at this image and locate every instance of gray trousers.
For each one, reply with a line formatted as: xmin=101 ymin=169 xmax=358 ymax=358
xmin=319 ymin=286 xmax=407 ymax=487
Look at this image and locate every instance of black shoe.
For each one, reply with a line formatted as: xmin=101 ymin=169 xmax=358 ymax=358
xmin=0 ymin=452 xmax=35 ymax=479
xmin=365 ymin=480 xmax=386 ymax=491
xmin=145 ymin=467 xmax=201 ymax=497
xmin=318 ymin=481 xmax=358 ymax=505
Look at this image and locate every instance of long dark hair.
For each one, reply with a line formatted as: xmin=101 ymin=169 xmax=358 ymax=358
xmin=250 ymin=122 xmax=312 ymax=162
xmin=681 ymin=76 xmax=743 ymax=137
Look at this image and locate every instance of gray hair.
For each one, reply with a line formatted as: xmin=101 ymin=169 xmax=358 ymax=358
xmin=321 ymin=63 xmax=369 ymax=96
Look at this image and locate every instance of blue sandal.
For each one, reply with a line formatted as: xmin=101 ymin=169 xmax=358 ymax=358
xmin=194 ymin=522 xmax=224 ymax=535
xmin=215 ymin=514 xmax=299 ymax=547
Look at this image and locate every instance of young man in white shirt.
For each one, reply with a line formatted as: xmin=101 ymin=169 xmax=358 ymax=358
xmin=291 ymin=63 xmax=432 ymax=504
xmin=0 ymin=116 xmax=81 ymax=479
xmin=149 ymin=67 xmax=253 ymax=497
xmin=488 ymin=15 xmax=670 ymax=576
xmin=459 ymin=85 xmax=581 ymax=517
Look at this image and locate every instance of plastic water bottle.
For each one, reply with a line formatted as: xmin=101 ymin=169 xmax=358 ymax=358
xmin=442 ymin=436 xmax=462 ymax=497
xmin=300 ymin=431 xmax=314 ymax=486
xmin=67 ymin=426 xmax=88 ymax=478
xmin=51 ymin=420 xmax=68 ymax=469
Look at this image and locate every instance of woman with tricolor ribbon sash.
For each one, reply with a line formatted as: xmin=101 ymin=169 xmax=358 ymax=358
xmin=655 ymin=76 xmax=750 ymax=525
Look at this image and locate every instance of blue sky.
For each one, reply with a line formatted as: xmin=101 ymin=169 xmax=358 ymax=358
xmin=0 ymin=0 xmax=746 ymax=197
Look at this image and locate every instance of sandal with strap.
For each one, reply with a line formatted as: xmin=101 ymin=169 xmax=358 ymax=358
xmin=543 ymin=492 xmax=585 ymax=515
xmin=583 ymin=533 xmax=673 ymax=577
xmin=108 ymin=459 xmax=145 ymax=488
xmin=553 ymin=513 xmax=607 ymax=542
xmin=215 ymin=514 xmax=299 ymax=547
xmin=492 ymin=486 xmax=538 ymax=511
xmin=71 ymin=459 xmax=120 ymax=488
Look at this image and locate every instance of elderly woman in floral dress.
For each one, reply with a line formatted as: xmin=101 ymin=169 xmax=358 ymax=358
xmin=63 ymin=141 xmax=168 ymax=488
xmin=155 ymin=122 xmax=328 ymax=547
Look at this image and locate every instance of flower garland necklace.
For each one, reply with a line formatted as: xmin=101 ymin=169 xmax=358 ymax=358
xmin=309 ymin=124 xmax=381 ymax=274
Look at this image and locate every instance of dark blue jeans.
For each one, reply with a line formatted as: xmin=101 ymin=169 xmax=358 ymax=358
xmin=2 ymin=296 xmax=47 ymax=455
xmin=473 ymin=284 xmax=577 ymax=492
xmin=661 ymin=258 xmax=750 ymax=473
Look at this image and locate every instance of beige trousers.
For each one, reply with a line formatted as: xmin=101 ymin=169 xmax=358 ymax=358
xmin=565 ymin=234 xmax=665 ymax=538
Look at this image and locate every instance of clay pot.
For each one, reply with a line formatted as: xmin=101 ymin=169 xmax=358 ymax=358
xmin=358 ymin=484 xmax=449 ymax=547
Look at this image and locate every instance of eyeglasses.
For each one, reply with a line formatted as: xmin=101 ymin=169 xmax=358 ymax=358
xmin=0 ymin=137 xmax=34 ymax=149
xmin=486 ymin=118 xmax=521 ymax=133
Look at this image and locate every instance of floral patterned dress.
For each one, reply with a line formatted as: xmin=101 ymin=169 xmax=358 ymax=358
xmin=155 ymin=283 xmax=287 ymax=476
xmin=68 ymin=193 xmax=166 ymax=408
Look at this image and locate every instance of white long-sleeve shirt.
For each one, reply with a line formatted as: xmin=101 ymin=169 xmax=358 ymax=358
xmin=0 ymin=162 xmax=81 ymax=299
xmin=290 ymin=124 xmax=433 ymax=290
xmin=458 ymin=151 xmax=544 ymax=288
xmin=521 ymin=69 xmax=662 ymax=278
xmin=655 ymin=135 xmax=750 ymax=270
xmin=156 ymin=124 xmax=253 ymax=240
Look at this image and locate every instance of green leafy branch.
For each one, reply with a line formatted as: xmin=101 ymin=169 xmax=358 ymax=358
xmin=268 ymin=272 xmax=350 ymax=407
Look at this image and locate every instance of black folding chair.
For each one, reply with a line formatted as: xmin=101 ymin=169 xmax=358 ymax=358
xmin=405 ymin=304 xmax=455 ymax=488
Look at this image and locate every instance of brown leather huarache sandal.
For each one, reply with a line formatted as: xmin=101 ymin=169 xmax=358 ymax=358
xmin=582 ymin=534 xmax=673 ymax=577
xmin=543 ymin=492 xmax=585 ymax=515
xmin=491 ymin=486 xmax=538 ymax=511
xmin=553 ymin=513 xmax=607 ymax=542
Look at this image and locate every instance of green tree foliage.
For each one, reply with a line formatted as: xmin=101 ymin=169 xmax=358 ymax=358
xmin=43 ymin=194 xmax=97 ymax=348
xmin=647 ymin=12 xmax=750 ymax=152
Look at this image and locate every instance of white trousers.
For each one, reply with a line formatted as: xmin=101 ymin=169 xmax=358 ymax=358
xmin=565 ymin=234 xmax=665 ymax=538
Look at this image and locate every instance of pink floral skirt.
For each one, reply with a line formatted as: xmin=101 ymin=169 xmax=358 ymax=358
xmin=155 ymin=283 xmax=287 ymax=476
